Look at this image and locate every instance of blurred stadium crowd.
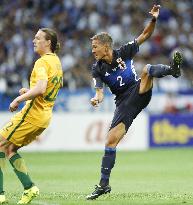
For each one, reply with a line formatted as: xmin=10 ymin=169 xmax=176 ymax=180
xmin=0 ymin=0 xmax=192 ymax=97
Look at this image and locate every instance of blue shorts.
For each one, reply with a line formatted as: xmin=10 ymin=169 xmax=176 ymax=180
xmin=110 ymin=80 xmax=152 ymax=132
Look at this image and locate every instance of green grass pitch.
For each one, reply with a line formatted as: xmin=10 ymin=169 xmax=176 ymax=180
xmin=4 ymin=148 xmax=193 ymax=205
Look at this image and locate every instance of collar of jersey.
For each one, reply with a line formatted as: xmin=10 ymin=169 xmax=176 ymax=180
xmin=100 ymin=50 xmax=117 ymax=66
xmin=44 ymin=52 xmax=55 ymax=56
xmin=110 ymin=50 xmax=118 ymax=66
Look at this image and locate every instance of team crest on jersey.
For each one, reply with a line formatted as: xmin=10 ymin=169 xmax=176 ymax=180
xmin=116 ymin=57 xmax=126 ymax=70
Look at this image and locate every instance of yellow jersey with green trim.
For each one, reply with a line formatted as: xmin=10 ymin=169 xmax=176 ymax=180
xmin=13 ymin=53 xmax=63 ymax=128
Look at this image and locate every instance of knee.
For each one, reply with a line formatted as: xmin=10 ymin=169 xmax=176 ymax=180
xmin=6 ymin=144 xmax=18 ymax=158
xmin=105 ymin=133 xmax=118 ymax=148
xmin=105 ymin=124 xmax=126 ymax=147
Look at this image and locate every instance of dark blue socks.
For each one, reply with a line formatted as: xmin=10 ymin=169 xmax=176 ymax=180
xmin=100 ymin=147 xmax=116 ymax=187
xmin=147 ymin=64 xmax=172 ymax=78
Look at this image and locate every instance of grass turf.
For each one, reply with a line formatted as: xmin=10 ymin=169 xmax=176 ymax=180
xmin=3 ymin=148 xmax=193 ymax=205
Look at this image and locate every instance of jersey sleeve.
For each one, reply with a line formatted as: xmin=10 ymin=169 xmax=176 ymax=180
xmin=119 ymin=39 xmax=139 ymax=60
xmin=91 ymin=64 xmax=103 ymax=89
xmin=34 ymin=59 xmax=48 ymax=81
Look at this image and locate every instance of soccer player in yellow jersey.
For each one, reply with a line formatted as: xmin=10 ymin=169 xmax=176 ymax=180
xmin=0 ymin=28 xmax=63 ymax=204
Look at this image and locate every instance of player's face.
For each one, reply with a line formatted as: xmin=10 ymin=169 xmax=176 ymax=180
xmin=92 ymin=39 xmax=107 ymax=61
xmin=33 ymin=30 xmax=50 ymax=55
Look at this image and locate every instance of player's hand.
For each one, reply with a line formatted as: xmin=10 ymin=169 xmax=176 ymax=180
xmin=90 ymin=98 xmax=100 ymax=107
xmin=9 ymin=99 xmax=20 ymax=112
xmin=149 ymin=4 xmax=161 ymax=19
xmin=19 ymin=88 xmax=29 ymax=95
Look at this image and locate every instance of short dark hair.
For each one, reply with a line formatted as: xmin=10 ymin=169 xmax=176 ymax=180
xmin=40 ymin=28 xmax=60 ymax=53
xmin=91 ymin=32 xmax=113 ymax=48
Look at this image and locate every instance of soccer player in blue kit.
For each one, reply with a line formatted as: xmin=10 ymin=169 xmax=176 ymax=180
xmin=86 ymin=5 xmax=183 ymax=200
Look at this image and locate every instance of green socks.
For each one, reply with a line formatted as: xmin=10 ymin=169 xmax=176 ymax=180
xmin=9 ymin=153 xmax=33 ymax=189
xmin=0 ymin=152 xmax=5 ymax=194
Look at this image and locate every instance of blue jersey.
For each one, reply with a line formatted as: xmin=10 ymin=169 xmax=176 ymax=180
xmin=92 ymin=40 xmax=139 ymax=96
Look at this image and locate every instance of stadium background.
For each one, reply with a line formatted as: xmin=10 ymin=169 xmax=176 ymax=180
xmin=0 ymin=0 xmax=193 ymax=204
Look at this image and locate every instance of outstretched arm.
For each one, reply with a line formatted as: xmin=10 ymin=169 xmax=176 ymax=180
xmin=136 ymin=5 xmax=160 ymax=46
xmin=9 ymin=79 xmax=47 ymax=112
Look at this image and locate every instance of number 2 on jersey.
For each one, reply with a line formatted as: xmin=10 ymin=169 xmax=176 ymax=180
xmin=117 ymin=76 xmax=125 ymax=86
